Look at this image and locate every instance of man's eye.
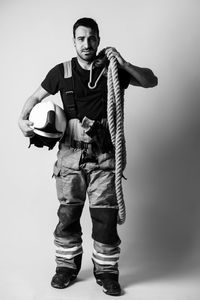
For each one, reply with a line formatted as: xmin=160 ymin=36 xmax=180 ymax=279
xmin=90 ymin=37 xmax=97 ymax=42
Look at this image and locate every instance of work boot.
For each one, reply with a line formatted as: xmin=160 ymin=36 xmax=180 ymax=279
xmin=95 ymin=273 xmax=121 ymax=296
xmin=51 ymin=267 xmax=77 ymax=289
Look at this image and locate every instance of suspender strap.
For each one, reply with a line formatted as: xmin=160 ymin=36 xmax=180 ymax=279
xmin=63 ymin=60 xmax=72 ymax=79
xmin=61 ymin=60 xmax=77 ymax=119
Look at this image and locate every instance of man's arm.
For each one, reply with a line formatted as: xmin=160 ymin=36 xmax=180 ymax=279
xmin=105 ymin=47 xmax=158 ymax=88
xmin=18 ymin=85 xmax=50 ymax=137
xmin=121 ymin=62 xmax=158 ymax=88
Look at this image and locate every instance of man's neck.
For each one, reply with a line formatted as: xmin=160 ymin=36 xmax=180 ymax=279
xmin=77 ymin=57 xmax=94 ymax=70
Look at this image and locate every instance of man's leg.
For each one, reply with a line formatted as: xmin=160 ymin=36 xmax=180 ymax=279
xmin=88 ymin=168 xmax=122 ymax=296
xmin=52 ymin=162 xmax=86 ymax=288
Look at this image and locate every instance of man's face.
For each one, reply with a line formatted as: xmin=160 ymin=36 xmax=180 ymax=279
xmin=73 ymin=26 xmax=100 ymax=62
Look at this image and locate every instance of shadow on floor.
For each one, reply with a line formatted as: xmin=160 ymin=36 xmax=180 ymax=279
xmin=78 ymin=267 xmax=93 ymax=282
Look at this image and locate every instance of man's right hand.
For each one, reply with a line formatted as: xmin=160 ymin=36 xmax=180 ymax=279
xmin=18 ymin=86 xmax=50 ymax=138
xmin=18 ymin=119 xmax=35 ymax=137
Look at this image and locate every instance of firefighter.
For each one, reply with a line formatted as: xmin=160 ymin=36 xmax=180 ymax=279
xmin=18 ymin=17 xmax=158 ymax=296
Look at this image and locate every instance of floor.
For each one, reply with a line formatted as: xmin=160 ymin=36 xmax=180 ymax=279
xmin=1 ymin=198 xmax=200 ymax=300
xmin=1 ymin=253 xmax=200 ymax=300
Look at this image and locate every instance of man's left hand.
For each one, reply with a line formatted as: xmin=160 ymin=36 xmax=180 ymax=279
xmin=105 ymin=47 xmax=126 ymax=68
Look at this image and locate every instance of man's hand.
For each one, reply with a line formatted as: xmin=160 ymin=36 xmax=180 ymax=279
xmin=18 ymin=119 xmax=35 ymax=137
xmin=105 ymin=46 xmax=158 ymax=88
xmin=105 ymin=47 xmax=126 ymax=68
xmin=18 ymin=86 xmax=50 ymax=138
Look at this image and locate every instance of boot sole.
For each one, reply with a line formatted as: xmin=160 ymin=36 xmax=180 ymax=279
xmin=96 ymin=279 xmax=121 ymax=296
xmin=51 ymin=281 xmax=70 ymax=289
xmin=51 ymin=275 xmax=77 ymax=289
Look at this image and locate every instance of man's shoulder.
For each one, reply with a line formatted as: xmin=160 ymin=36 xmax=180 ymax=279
xmin=61 ymin=57 xmax=76 ymax=66
xmin=50 ymin=58 xmax=74 ymax=71
xmin=61 ymin=57 xmax=79 ymax=79
xmin=47 ymin=59 xmax=72 ymax=78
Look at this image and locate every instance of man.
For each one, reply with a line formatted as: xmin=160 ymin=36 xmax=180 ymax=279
xmin=18 ymin=17 xmax=157 ymax=296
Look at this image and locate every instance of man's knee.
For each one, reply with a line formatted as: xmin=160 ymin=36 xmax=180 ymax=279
xmin=90 ymin=207 xmax=120 ymax=244
xmin=55 ymin=204 xmax=84 ymax=237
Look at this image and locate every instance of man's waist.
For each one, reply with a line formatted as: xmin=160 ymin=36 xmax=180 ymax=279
xmin=71 ymin=140 xmax=93 ymax=151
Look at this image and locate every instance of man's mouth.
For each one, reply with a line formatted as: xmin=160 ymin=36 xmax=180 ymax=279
xmin=82 ymin=49 xmax=93 ymax=54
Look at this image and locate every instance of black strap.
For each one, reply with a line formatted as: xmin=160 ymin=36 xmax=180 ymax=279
xmin=61 ymin=60 xmax=77 ymax=120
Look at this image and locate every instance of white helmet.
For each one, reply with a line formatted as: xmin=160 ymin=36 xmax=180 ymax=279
xmin=29 ymin=101 xmax=67 ymax=139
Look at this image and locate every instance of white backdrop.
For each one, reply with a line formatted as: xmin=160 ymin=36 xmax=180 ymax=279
xmin=1 ymin=0 xmax=200 ymax=299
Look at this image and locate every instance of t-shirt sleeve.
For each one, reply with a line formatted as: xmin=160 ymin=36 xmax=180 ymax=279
xmin=41 ymin=64 xmax=61 ymax=95
xmin=118 ymin=69 xmax=131 ymax=89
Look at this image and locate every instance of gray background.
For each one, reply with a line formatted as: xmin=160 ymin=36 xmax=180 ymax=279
xmin=1 ymin=0 xmax=200 ymax=299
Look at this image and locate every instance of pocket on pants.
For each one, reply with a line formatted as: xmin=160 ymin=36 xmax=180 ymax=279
xmin=53 ymin=161 xmax=86 ymax=204
xmin=57 ymin=147 xmax=82 ymax=170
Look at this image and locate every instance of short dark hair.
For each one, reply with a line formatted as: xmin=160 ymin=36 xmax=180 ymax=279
xmin=73 ymin=17 xmax=99 ymax=38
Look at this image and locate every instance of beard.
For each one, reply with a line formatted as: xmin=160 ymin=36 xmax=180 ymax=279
xmin=77 ymin=48 xmax=97 ymax=62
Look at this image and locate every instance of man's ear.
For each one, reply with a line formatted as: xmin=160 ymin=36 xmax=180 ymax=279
xmin=72 ymin=37 xmax=76 ymax=47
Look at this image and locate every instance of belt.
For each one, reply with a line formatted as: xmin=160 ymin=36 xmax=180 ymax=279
xmin=71 ymin=140 xmax=93 ymax=151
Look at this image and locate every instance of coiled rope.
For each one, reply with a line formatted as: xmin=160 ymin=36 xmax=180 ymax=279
xmin=107 ymin=57 xmax=126 ymax=225
xmin=88 ymin=56 xmax=127 ymax=224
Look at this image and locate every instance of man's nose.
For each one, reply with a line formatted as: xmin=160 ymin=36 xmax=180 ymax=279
xmin=84 ymin=39 xmax=91 ymax=48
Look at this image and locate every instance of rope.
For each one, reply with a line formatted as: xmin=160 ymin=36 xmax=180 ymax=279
xmin=107 ymin=57 xmax=126 ymax=225
xmin=88 ymin=61 xmax=106 ymax=89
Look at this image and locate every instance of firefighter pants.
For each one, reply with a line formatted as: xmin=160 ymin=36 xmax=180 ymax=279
xmin=53 ymin=146 xmax=121 ymax=276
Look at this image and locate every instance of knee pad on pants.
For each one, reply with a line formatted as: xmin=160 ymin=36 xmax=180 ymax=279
xmin=54 ymin=204 xmax=83 ymax=238
xmin=90 ymin=207 xmax=120 ymax=244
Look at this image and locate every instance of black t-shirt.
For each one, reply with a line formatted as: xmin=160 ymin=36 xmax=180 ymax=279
xmin=41 ymin=57 xmax=130 ymax=120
